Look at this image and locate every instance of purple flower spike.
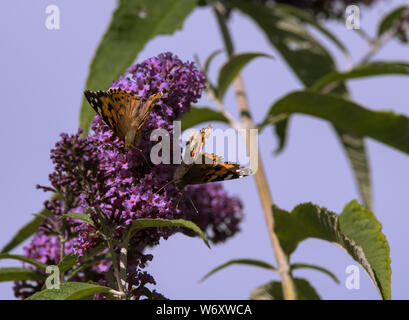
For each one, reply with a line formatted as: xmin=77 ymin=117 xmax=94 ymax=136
xmin=16 ymin=53 xmax=243 ymax=300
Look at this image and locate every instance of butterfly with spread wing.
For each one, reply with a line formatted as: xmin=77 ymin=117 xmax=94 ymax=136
xmin=174 ymin=125 xmax=253 ymax=190
xmin=84 ymin=88 xmax=162 ymax=150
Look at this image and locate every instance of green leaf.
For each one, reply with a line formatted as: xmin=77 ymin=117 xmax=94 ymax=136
xmin=232 ymin=2 xmax=337 ymax=87
xmin=0 ymin=267 xmax=45 ymax=282
xmin=58 ymin=254 xmax=78 ymax=274
xmin=335 ymin=128 xmax=372 ymax=211
xmin=0 ymin=253 xmax=47 ymax=271
xmin=272 ymin=118 xmax=372 ymax=211
xmin=250 ymin=278 xmax=320 ymax=300
xmin=274 ymin=3 xmax=348 ymax=54
xmin=339 ymin=201 xmax=391 ymax=299
xmin=291 ymin=263 xmax=340 ymax=284
xmin=233 ymin=1 xmax=372 ymax=211
xmin=181 ymin=106 xmax=229 ymax=131
xmin=263 ymin=90 xmax=409 ymax=155
xmin=201 ymin=259 xmax=276 ymax=282
xmin=59 ymin=212 xmax=95 ymax=228
xmin=1 ymin=207 xmax=52 ymax=253
xmin=67 ymin=254 xmax=110 ymax=281
xmin=129 ymin=218 xmax=210 ymax=248
xmin=83 ymin=242 xmax=108 ymax=260
xmin=204 ymin=49 xmax=224 ymax=74
xmin=377 ymin=6 xmax=408 ymax=37
xmin=216 ymin=52 xmax=273 ymax=100
xmin=312 ymin=62 xmax=409 ymax=91
xmin=273 ymin=200 xmax=391 ymax=299
xmin=141 ymin=287 xmax=154 ymax=300
xmin=79 ymin=0 xmax=198 ymax=130
xmin=26 ymin=282 xmax=111 ymax=300
xmin=213 ymin=6 xmax=235 ymax=56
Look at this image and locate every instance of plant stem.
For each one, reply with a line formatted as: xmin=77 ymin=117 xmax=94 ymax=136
xmin=213 ymin=3 xmax=296 ymax=300
xmin=213 ymin=3 xmax=235 ymax=55
xmin=59 ymin=236 xmax=66 ymax=283
xmin=206 ymin=84 xmax=239 ymax=129
xmin=119 ymin=235 xmax=129 ymax=295
xmin=359 ymin=29 xmax=396 ymax=65
xmin=107 ymin=238 xmax=125 ymax=294
xmin=59 ymin=237 xmax=65 ymax=262
xmin=233 ymin=76 xmax=296 ymax=300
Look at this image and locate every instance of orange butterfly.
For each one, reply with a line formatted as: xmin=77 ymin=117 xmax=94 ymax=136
xmin=174 ymin=125 xmax=253 ymax=190
xmin=84 ymin=88 xmax=162 ymax=150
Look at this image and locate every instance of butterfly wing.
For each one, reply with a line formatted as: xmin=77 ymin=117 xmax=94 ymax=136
xmin=174 ymin=153 xmax=253 ymax=190
xmin=105 ymin=88 xmax=143 ymax=142
xmin=84 ymin=89 xmax=162 ymax=149
xmin=129 ymin=91 xmax=163 ymax=147
xmin=175 ymin=125 xmax=213 ymax=188
xmin=183 ymin=125 xmax=212 ymax=165
xmin=132 ymin=91 xmax=163 ymax=130
xmin=84 ymin=88 xmax=140 ymax=141
xmin=84 ymin=89 xmax=121 ymax=139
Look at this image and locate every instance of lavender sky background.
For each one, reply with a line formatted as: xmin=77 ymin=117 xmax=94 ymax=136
xmin=1 ymin=0 xmax=408 ymax=300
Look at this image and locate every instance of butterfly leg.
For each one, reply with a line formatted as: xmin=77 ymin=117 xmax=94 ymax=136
xmin=134 ymin=147 xmax=152 ymax=169
xmin=174 ymin=191 xmax=199 ymax=214
xmin=175 ymin=191 xmax=185 ymax=212
xmin=188 ymin=196 xmax=199 ymax=214
xmin=182 ymin=190 xmax=199 ymax=214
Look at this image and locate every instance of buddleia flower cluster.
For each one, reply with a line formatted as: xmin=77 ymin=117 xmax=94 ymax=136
xmin=14 ymin=53 xmax=244 ymax=299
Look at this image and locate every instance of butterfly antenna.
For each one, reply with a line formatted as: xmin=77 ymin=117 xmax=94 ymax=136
xmin=155 ymin=179 xmax=175 ymax=194
xmin=174 ymin=191 xmax=199 ymax=214
xmin=175 ymin=191 xmax=185 ymax=211
xmin=188 ymin=197 xmax=199 ymax=214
